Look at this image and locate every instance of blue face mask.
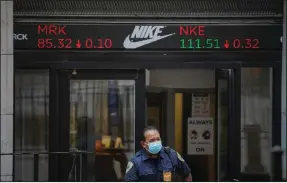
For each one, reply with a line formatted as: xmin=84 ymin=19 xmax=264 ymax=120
xmin=147 ymin=141 xmax=162 ymax=154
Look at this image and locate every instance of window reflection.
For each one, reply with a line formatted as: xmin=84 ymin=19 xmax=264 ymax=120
xmin=14 ymin=70 xmax=49 ymax=181
xmin=241 ymin=68 xmax=272 ymax=175
xmin=69 ymin=80 xmax=135 ymax=181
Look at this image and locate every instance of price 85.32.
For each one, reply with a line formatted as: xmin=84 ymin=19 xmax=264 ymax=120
xmin=37 ymin=38 xmax=113 ymax=49
xmin=37 ymin=38 xmax=72 ymax=49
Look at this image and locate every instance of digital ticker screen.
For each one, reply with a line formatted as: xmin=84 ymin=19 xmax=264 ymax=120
xmin=14 ymin=24 xmax=282 ymax=50
xmin=179 ymin=26 xmax=260 ymax=49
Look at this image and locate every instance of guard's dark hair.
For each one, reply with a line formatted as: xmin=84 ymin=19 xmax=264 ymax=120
xmin=143 ymin=126 xmax=159 ymax=140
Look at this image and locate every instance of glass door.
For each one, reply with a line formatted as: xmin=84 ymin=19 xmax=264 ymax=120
xmin=52 ymin=70 xmax=145 ymax=181
xmin=216 ymin=68 xmax=241 ymax=181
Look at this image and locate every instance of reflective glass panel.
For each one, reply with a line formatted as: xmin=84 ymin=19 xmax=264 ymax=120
xmin=241 ymin=68 xmax=272 ymax=175
xmin=14 ymin=70 xmax=49 ymax=181
xmin=69 ymin=80 xmax=135 ymax=181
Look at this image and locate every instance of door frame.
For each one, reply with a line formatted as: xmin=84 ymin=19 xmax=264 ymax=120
xmin=214 ymin=62 xmax=282 ymax=181
xmin=49 ymin=69 xmax=146 ymax=181
xmin=173 ymin=62 xmax=281 ymax=181
xmin=215 ymin=68 xmax=241 ymax=181
xmin=177 ymin=65 xmax=241 ymax=181
xmin=145 ymin=88 xmax=168 ymax=146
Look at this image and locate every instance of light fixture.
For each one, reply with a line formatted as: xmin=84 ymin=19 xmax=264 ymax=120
xmin=72 ymin=69 xmax=77 ymax=75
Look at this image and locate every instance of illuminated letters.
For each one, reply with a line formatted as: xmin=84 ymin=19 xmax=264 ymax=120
xmin=179 ymin=26 xmax=205 ymax=36
xmin=37 ymin=25 xmax=67 ymax=36
xmin=13 ymin=34 xmax=28 ymax=40
xmin=130 ymin=26 xmax=165 ymax=39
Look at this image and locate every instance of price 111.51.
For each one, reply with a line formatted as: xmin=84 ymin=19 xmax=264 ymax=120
xmin=180 ymin=38 xmax=220 ymax=49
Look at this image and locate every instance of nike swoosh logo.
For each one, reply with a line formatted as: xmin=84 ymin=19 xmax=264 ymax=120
xmin=123 ymin=33 xmax=175 ymax=49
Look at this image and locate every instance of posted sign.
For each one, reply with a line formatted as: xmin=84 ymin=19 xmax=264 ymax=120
xmin=187 ymin=117 xmax=214 ymax=155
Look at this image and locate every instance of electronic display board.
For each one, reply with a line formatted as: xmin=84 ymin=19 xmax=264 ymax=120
xmin=14 ymin=24 xmax=282 ymax=50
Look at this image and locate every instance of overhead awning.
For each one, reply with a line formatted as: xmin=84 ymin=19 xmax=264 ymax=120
xmin=14 ymin=0 xmax=283 ymax=18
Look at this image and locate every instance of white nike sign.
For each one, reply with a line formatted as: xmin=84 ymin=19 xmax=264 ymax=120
xmin=123 ymin=33 xmax=175 ymax=49
xmin=123 ymin=26 xmax=175 ymax=49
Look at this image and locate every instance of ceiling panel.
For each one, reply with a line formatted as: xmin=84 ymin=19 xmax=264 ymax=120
xmin=14 ymin=0 xmax=283 ymax=18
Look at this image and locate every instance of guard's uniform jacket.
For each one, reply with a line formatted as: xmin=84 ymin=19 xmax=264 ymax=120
xmin=124 ymin=147 xmax=191 ymax=181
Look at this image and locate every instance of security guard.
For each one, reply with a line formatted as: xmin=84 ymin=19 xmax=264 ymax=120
xmin=125 ymin=126 xmax=192 ymax=182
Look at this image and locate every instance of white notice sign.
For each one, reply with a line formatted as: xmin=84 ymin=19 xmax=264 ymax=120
xmin=191 ymin=93 xmax=210 ymax=117
xmin=187 ymin=117 xmax=214 ymax=155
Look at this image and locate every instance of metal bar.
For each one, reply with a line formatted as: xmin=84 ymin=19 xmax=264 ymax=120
xmin=74 ymin=156 xmax=77 ymax=181
xmin=0 ymin=151 xmax=94 ymax=155
xmin=43 ymin=73 xmax=48 ymax=150
xmin=282 ymin=0 xmax=287 ymax=180
xmin=18 ymin=71 xmax=24 ymax=178
xmin=30 ymin=74 xmax=36 ymax=149
xmin=80 ymin=154 xmax=82 ymax=181
xmin=33 ymin=154 xmax=39 ymax=181
xmin=272 ymin=147 xmax=283 ymax=181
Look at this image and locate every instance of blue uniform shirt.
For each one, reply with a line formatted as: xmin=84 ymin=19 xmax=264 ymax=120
xmin=124 ymin=147 xmax=191 ymax=181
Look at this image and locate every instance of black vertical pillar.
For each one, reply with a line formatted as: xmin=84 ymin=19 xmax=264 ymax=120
xmin=135 ymin=70 xmax=146 ymax=152
xmin=283 ymin=0 xmax=287 ymax=181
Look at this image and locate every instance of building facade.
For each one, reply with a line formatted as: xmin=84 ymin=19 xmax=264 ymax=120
xmin=1 ymin=0 xmax=286 ymax=181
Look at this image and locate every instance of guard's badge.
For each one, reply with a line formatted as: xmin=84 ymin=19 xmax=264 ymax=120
xmin=177 ymin=152 xmax=185 ymax=162
xmin=163 ymin=171 xmax=172 ymax=181
xmin=126 ymin=161 xmax=134 ymax=173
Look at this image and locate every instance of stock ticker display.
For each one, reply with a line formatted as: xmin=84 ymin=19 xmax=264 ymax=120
xmin=14 ymin=24 xmax=282 ymax=51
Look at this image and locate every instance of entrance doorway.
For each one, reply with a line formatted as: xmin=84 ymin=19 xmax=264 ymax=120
xmin=145 ymin=68 xmax=241 ymax=181
xmin=48 ymin=67 xmax=276 ymax=182
xmin=51 ymin=68 xmax=241 ymax=181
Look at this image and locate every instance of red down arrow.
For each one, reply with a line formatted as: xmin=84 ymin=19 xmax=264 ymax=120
xmin=224 ymin=40 xmax=229 ymax=48
xmin=76 ymin=40 xmax=81 ymax=48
